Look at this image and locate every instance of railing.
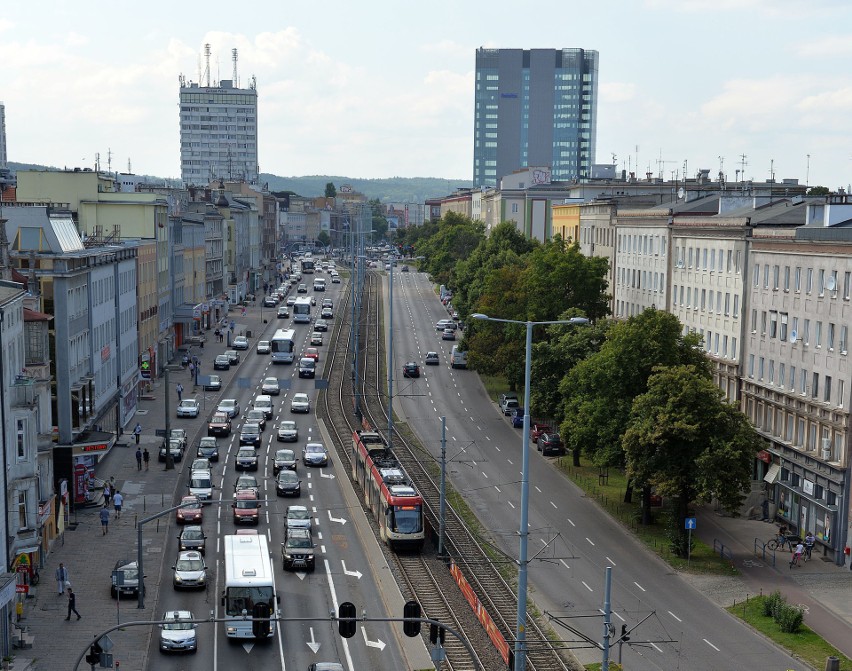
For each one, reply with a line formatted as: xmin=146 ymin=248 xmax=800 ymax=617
xmin=753 ymin=537 xmax=776 ymax=567
xmin=713 ymin=538 xmax=734 ymax=563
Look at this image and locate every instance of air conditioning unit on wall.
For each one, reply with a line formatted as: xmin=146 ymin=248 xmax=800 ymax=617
xmin=822 ymin=447 xmax=832 ymax=461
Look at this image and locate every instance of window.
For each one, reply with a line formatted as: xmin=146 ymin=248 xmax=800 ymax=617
xmin=724 ymin=293 xmax=730 ymax=315
xmin=795 ymin=266 xmax=802 ymax=292
xmin=763 ymin=264 xmax=770 ymax=289
xmin=759 ymin=357 xmax=765 ymax=379
xmin=733 ymin=294 xmax=739 ymax=317
xmin=17 ymin=491 xmax=26 ymax=530
xmin=792 ymin=316 xmax=799 ymax=340
xmin=761 ymin=311 xmax=767 ymax=335
xmin=806 ymin=267 xmax=814 ymax=294
xmin=773 ymin=265 xmax=780 ymax=289
xmin=818 ymin=269 xmax=825 ymax=295
xmin=816 ymin=321 xmax=823 ymax=348
xmin=751 ymin=309 xmax=757 ymax=333
xmin=783 ymin=266 xmax=790 ymax=291
xmin=829 ymin=323 xmax=836 ymax=350
xmin=825 ymin=376 xmax=832 ymax=403
xmin=796 ymin=418 xmax=805 ymax=446
xmin=786 ymin=414 xmax=793 ymax=441
xmin=845 ymin=271 xmax=851 ymax=300
xmin=769 ymin=360 xmax=775 ymax=384
xmin=753 ymin=264 xmax=760 ymax=287
xmin=714 ymin=333 xmax=719 ymax=354
xmin=801 ymin=369 xmax=808 ymax=394
xmin=779 ymin=363 xmax=785 ymax=387
xmin=703 ymin=248 xmax=708 ymax=269
xmin=727 ymin=250 xmax=733 ymax=272
xmin=780 ymin=313 xmax=788 ymax=341
xmin=790 ymin=366 xmax=796 ymax=390
xmin=723 ymin=335 xmax=729 ymax=357
xmin=804 ymin=319 xmax=811 ymax=345
xmin=735 ymin=250 xmax=742 ymax=273
xmin=841 ymin=325 xmax=848 ymax=353
xmin=701 ymin=289 xmax=706 ymax=309
xmin=710 ymin=249 xmax=716 ymax=270
xmin=716 ymin=291 xmax=722 ymax=313
xmin=748 ymin=354 xmax=755 ymax=378
xmin=769 ymin=311 xmax=778 ymax=338
xmin=731 ymin=337 xmax=737 ymax=359
xmin=16 ymin=419 xmax=25 ymax=461
xmin=840 ymin=379 xmax=845 ymax=407
xmin=687 ymin=287 xmax=692 ymax=307
xmin=812 ymin=372 xmax=819 ymax=398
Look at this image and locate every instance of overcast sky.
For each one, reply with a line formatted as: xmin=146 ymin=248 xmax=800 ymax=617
xmin=3 ymin=0 xmax=851 ymax=189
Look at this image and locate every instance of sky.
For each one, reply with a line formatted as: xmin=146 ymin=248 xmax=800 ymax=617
xmin=2 ymin=0 xmax=852 ymax=189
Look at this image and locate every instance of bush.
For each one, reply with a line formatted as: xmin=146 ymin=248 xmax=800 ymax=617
xmin=775 ymin=603 xmax=804 ymax=633
xmin=763 ymin=590 xmax=785 ymax=618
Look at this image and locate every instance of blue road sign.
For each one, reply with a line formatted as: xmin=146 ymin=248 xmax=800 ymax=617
xmin=685 ymin=517 xmax=697 ymax=530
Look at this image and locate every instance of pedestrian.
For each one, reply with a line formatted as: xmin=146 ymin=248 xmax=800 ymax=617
xmin=176 ymin=382 xmax=183 ymax=402
xmin=113 ymin=490 xmax=123 ymax=519
xmin=135 ymin=448 xmax=143 ymax=471
xmin=65 ymin=587 xmax=81 ymax=620
xmin=188 ymin=362 xmax=195 ymax=378
xmin=55 ymin=563 xmax=69 ymax=596
xmin=99 ymin=505 xmax=110 ymax=535
xmin=133 ymin=422 xmax=142 ymax=445
xmin=103 ymin=481 xmax=111 ymax=508
xmin=143 ymin=447 xmax=150 ymax=471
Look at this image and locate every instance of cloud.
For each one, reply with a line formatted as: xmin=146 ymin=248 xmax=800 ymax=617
xmin=794 ymin=35 xmax=852 ymax=58
xmin=600 ymin=82 xmax=636 ymax=103
xmin=0 ymin=18 xmax=13 ymax=32
xmin=64 ymin=32 xmax=88 ymax=47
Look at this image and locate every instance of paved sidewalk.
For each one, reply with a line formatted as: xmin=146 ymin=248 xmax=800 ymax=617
xmin=12 ymin=299 xmax=272 ymax=671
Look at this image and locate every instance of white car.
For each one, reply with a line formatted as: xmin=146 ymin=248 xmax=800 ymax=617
xmin=232 ymin=335 xmax=249 ymax=350
xmin=172 ymin=551 xmax=207 ymax=590
xmin=285 ymin=505 xmax=312 ymax=531
xmin=217 ymin=399 xmax=240 ymax=418
xmin=277 ymin=420 xmax=298 ymax=442
xmin=160 ymin=610 xmax=198 ymax=654
xmin=256 ymin=340 xmax=271 ymax=354
xmin=176 ymin=399 xmax=200 ymax=418
xmin=261 ymin=377 xmax=280 ymax=395
xmin=290 ymin=393 xmax=310 ymax=413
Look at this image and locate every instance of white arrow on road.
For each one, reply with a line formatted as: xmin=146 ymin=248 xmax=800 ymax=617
xmin=242 ymin=642 xmax=254 ymax=654
xmin=341 ymin=561 xmax=362 ymax=579
xmin=328 ymin=510 xmax=347 ymax=525
xmin=320 ymin=470 xmax=336 ymax=479
xmin=307 ymin=627 xmax=321 ymax=653
xmin=361 ymin=626 xmax=386 ymax=651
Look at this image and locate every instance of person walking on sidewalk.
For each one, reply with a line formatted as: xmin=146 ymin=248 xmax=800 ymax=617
xmin=99 ymin=505 xmax=110 ymax=535
xmin=133 ymin=422 xmax=142 ymax=444
xmin=113 ymin=491 xmax=123 ymax=519
xmin=135 ymin=448 xmax=143 ymax=471
xmin=176 ymin=382 xmax=184 ymax=402
xmin=143 ymin=448 xmax=150 ymax=471
xmin=804 ymin=531 xmax=816 ymax=561
xmin=55 ymin=563 xmax=69 ymax=596
xmin=65 ymin=587 xmax=81 ymax=620
xmin=103 ymin=481 xmax=111 ymax=508
xmin=188 ymin=362 xmax=195 ymax=378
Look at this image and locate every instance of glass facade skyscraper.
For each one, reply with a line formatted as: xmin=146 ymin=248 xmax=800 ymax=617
xmin=473 ymin=48 xmax=599 ymax=188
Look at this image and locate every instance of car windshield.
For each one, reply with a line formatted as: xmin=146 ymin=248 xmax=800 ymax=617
xmin=242 ymin=425 xmax=260 ymax=434
xmin=220 ymin=401 xmax=235 ymax=409
xmin=293 ymin=395 xmax=308 ymax=403
xmin=278 ymin=472 xmax=297 ymax=483
xmin=306 ymin=445 xmax=323 ymax=454
xmin=190 ymin=477 xmax=210 ymax=488
xmin=175 ymin=558 xmax=204 ymax=571
xmin=288 ymin=509 xmax=309 ymax=520
xmin=264 ymin=378 xmax=278 ymax=386
xmin=181 ymin=499 xmax=200 ymax=510
xmin=163 ymin=619 xmax=193 ymax=631
xmin=117 ymin=566 xmax=138 ymax=581
xmin=235 ymin=499 xmax=258 ymax=509
xmin=287 ymin=536 xmax=312 ymax=549
xmin=237 ymin=450 xmax=255 ymax=457
xmin=236 ymin=478 xmax=257 ymax=489
xmin=276 ymin=450 xmax=295 ymax=460
xmin=182 ymin=528 xmax=203 ymax=540
xmin=280 ymin=422 xmax=296 ymax=431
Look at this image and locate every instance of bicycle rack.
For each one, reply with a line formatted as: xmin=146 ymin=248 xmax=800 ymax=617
xmin=753 ymin=537 xmax=776 ymax=567
xmin=713 ymin=538 xmax=734 ymax=563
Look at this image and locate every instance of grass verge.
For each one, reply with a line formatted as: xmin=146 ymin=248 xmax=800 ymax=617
xmin=727 ymin=595 xmax=852 ymax=670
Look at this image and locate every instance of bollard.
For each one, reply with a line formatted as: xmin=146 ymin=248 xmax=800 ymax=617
xmin=826 ymin=656 xmax=840 ymax=671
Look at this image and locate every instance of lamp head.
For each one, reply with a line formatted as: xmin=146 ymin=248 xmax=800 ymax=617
xmin=471 ymin=313 xmax=489 ymax=320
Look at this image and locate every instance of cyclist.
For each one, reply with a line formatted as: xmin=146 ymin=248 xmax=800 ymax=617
xmin=790 ymin=541 xmax=805 ymax=568
xmin=777 ymin=524 xmax=790 ymax=548
xmin=804 ymin=531 xmax=816 ymax=561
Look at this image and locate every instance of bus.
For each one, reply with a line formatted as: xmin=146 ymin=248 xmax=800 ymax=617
xmin=301 ymin=258 xmax=315 ymax=274
xmin=293 ymin=297 xmax=312 ymax=324
xmin=270 ymin=328 xmax=296 ymax=363
xmin=222 ymin=534 xmax=278 ymax=639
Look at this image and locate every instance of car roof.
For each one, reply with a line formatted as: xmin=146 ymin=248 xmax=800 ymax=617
xmin=278 ymin=470 xmax=298 ymax=480
xmin=293 ymin=393 xmax=309 ymax=399
xmin=288 ymin=505 xmax=308 ymax=512
xmin=164 ymin=610 xmax=193 ymax=620
xmin=177 ymin=550 xmax=203 ymax=560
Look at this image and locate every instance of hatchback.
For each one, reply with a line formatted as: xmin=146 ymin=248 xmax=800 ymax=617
xmin=402 ymin=361 xmax=420 ymax=378
xmin=441 ymin=328 xmax=456 ymax=341
xmin=277 ymin=420 xmax=298 ymax=442
xmin=320 ymin=307 xmax=333 ymax=319
xmin=196 ymin=437 xmax=219 ymax=461
xmin=538 ymin=432 xmax=565 ymax=456
xmin=425 ymin=351 xmax=439 ymax=365
xmin=304 ymin=347 xmax=319 ymax=361
xmin=314 ymin=319 xmax=328 ymax=332
xmin=297 ymin=284 xmax=307 ymax=293
xmin=286 ymin=505 xmax=312 ymax=531
xmin=256 ymin=340 xmax=271 ymax=354
xmin=232 ymin=490 xmax=261 ymax=525
xmin=214 ymin=355 xmax=231 ymax=370
xmin=277 ymin=306 xmax=290 ymax=319
xmin=224 ymin=350 xmax=240 ymax=365
xmin=246 ymin=409 xmax=267 ymax=431
xmin=159 ymin=611 xmax=197 ymax=654
xmin=111 ymin=559 xmax=143 ymax=598
xmin=203 ymin=374 xmax=222 ymax=391
xmin=177 ymin=525 xmax=206 ymax=554
xmin=239 ymin=424 xmax=262 ymax=449
xmin=290 ymin=393 xmax=310 ymax=413
xmin=207 ymin=413 xmax=231 ymax=436
xmin=217 ymin=399 xmax=240 ymax=418
xmin=286 ymin=296 xmax=297 ymax=306
xmin=261 ymin=377 xmax=281 ymax=395
xmin=176 ymin=496 xmax=203 ymax=524
xmin=234 ymin=474 xmax=259 ymax=496
xmin=232 ymin=336 xmax=249 ymax=350
xmin=302 ymin=442 xmax=329 ymax=467
xmin=275 ymin=470 xmax=301 ymax=497
xmin=310 ymin=331 xmax=323 ymax=345
xmin=263 ymin=296 xmax=277 ymax=307
xmin=172 ymin=551 xmax=207 ymax=590
xmin=273 ymin=448 xmax=298 ymax=474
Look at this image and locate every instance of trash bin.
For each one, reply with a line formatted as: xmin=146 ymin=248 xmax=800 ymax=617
xmin=246 ymin=330 xmax=252 ymax=338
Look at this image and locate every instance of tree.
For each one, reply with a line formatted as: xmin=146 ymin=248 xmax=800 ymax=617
xmin=807 ymin=186 xmax=830 ymax=196
xmin=325 ymin=182 xmax=337 ymax=198
xmin=622 ymin=365 xmax=758 ymax=556
xmin=316 ymin=231 xmax=331 ymax=248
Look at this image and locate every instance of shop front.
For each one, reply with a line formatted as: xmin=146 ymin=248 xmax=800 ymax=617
xmin=52 ymin=433 xmax=116 ymax=511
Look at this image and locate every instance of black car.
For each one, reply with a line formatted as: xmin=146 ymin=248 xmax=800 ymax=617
xmin=111 ymin=559 xmax=144 ymax=599
xmin=239 ymin=423 xmax=262 ymax=447
xmin=196 ymin=437 xmax=219 ymax=462
xmin=224 ymin=350 xmax=240 ymax=365
xmin=537 ymin=432 xmax=565 ymax=456
xmin=213 ymin=355 xmax=231 ymax=370
xmin=275 ymin=470 xmax=301 ymax=497
xmin=402 ymin=361 xmax=420 ymax=378
xmin=177 ymin=525 xmax=207 ymax=555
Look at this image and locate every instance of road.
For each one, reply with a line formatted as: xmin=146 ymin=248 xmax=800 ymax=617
xmin=387 ymin=268 xmax=805 ymax=671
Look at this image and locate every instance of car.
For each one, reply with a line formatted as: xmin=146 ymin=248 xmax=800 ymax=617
xmin=282 ymin=528 xmax=315 ymax=572
xmin=304 ymin=347 xmax=319 ymax=362
xmin=235 ymin=446 xmax=259 ymax=470
xmin=538 ymin=432 xmax=565 ymax=456
xmin=425 ymin=351 xmax=439 ymax=365
xmin=385 ymin=263 xmax=391 ymax=270
xmin=232 ymin=335 xmax=249 ymax=350
xmin=188 ymin=469 xmax=214 ymax=501
xmin=203 ymin=374 xmax=222 ymax=391
xmin=172 ymin=551 xmax=207 ymax=590
xmin=435 ymin=319 xmax=454 ymax=331
xmin=298 ymin=358 xmax=316 ymax=378
xmin=310 ymin=331 xmax=323 ymax=346
xmin=224 ymin=350 xmax=241 ymax=365
xmin=234 ymin=474 xmax=259 ymax=496
xmin=500 ymin=396 xmax=520 ymax=416
xmin=232 ymin=489 xmax=262 ymax=525
xmin=530 ymin=423 xmax=552 ymax=443
xmin=277 ymin=420 xmax=298 ymax=442
xmin=159 ymin=439 xmax=184 ymax=462
xmin=402 ymin=361 xmax=420 ymax=378
xmin=111 ymin=559 xmax=144 ymax=598
xmin=190 ymin=458 xmax=211 ymax=472
xmin=239 ymin=421 xmax=262 ymax=446
xmin=321 ymin=298 xmax=333 ymax=309
xmin=320 ymin=307 xmax=333 ymax=319
xmin=275 ymin=470 xmax=301 ymax=497
xmin=285 ymin=505 xmax=312 ymax=531
xmin=217 ymin=399 xmax=240 ymax=418
xmin=159 ymin=610 xmax=198 ymax=654
xmin=314 ymin=319 xmax=328 ymax=332
xmin=207 ymin=412 xmax=231 ymax=436
xmin=214 ymin=354 xmax=231 ymax=370
xmin=254 ymin=395 xmax=274 ymax=419
xmin=170 ymin=428 xmax=188 ymax=450
xmin=176 ymin=496 xmax=203 ymax=524
xmin=297 ymin=284 xmax=307 ymax=293
xmin=400 ymin=265 xmax=409 ymax=272
xmin=273 ymin=448 xmax=297 ymax=474
xmin=277 ymin=306 xmax=290 ymax=319
xmin=511 ymin=408 xmax=525 ymax=428
xmin=286 ymin=296 xmax=297 ymax=306
xmin=290 ymin=393 xmax=310 ymax=413
xmin=442 ymin=328 xmax=456 ymax=341
xmin=310 ymin=296 xmax=316 ymax=306
xmin=262 ymin=377 xmax=281 ymax=395
xmin=256 ymin=340 xmax=271 ymax=354
xmin=331 ymin=274 xmax=341 ymax=283
xmin=245 ymin=409 xmax=267 ymax=431
xmin=451 ymin=310 xmax=460 ymax=320
xmin=196 ymin=437 xmax=219 ymax=461
xmin=302 ymin=442 xmax=329 ymax=467
xmin=176 ymin=399 xmax=200 ymax=418
xmin=263 ymin=296 xmax=277 ymax=307
xmin=177 ymin=525 xmax=207 ymax=554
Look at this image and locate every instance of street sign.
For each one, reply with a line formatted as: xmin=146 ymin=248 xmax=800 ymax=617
xmin=15 ymin=584 xmax=28 ymax=594
xmin=140 ymin=361 xmax=151 ymax=379
xmin=685 ymin=517 xmax=697 ymax=530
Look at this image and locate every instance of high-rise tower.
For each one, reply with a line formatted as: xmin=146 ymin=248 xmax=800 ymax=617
xmin=0 ymin=102 xmax=7 ymax=168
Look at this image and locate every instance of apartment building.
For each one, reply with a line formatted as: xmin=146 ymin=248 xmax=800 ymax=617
xmin=613 ymin=209 xmax=671 ymax=319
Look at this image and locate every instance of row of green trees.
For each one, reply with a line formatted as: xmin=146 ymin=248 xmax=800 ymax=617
xmin=396 ymin=214 xmax=760 ymax=554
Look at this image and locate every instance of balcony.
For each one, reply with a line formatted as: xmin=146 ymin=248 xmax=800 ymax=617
xmin=10 ymin=377 xmax=36 ymax=408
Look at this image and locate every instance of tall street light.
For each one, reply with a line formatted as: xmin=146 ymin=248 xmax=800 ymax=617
xmin=470 ymin=312 xmax=589 ymax=671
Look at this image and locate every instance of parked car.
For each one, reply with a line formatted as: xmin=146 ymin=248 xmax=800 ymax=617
xmin=176 ymin=496 xmax=203 ymax=524
xmin=235 ymin=446 xmax=259 ymax=471
xmin=282 ymin=528 xmax=315 ymax=572
xmin=290 ymin=393 xmax=310 ymax=413
xmin=310 ymin=331 xmax=323 ymax=345
xmin=275 ymin=470 xmax=301 ymax=497
xmin=511 ymin=408 xmax=525 ymax=428
xmin=435 ymin=319 xmax=455 ymax=331
xmin=232 ymin=490 xmax=262 ymax=525
xmin=224 ymin=350 xmax=240 ymax=365
xmin=203 ymin=374 xmax=222 ymax=391
xmin=425 ymin=351 xmax=439 ymax=365
xmin=172 ymin=551 xmax=207 ymax=590
xmin=207 ymin=412 xmax=231 ymax=437
xmin=273 ymin=448 xmax=298 ymax=474
xmin=170 ymin=428 xmax=188 ymax=450
xmin=530 ymin=423 xmax=552 ymax=443
xmin=159 ymin=439 xmax=184 ymax=462
xmin=111 ymin=559 xmax=144 ymax=598
xmin=232 ymin=335 xmax=249 ymax=350
xmin=262 ymin=377 xmax=281 ymax=395
xmin=176 ymin=399 xmax=200 ymax=418
xmin=402 ymin=361 xmax=420 ymax=378
xmin=302 ymin=442 xmax=329 ymax=467
xmin=217 ymin=399 xmax=240 ymax=418
xmin=442 ymin=328 xmax=456 ymax=341
xmin=177 ymin=525 xmax=206 ymax=554
xmin=277 ymin=420 xmax=298 ymax=442
xmin=263 ymin=296 xmax=277 ymax=307
xmin=314 ymin=319 xmax=328 ymax=332
xmin=285 ymin=505 xmax=312 ymax=531
xmin=196 ymin=437 xmax=219 ymax=461
xmin=256 ymin=340 xmax=271 ymax=354
xmin=537 ymin=432 xmax=565 ymax=456
xmin=159 ymin=610 xmax=198 ymax=654
xmin=213 ymin=355 xmax=231 ymax=370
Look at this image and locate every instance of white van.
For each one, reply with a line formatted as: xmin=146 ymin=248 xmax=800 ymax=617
xmin=451 ymin=346 xmax=468 ymax=369
xmin=188 ymin=470 xmax=214 ymax=502
xmin=313 ymin=278 xmax=326 ymax=292
xmin=254 ymin=395 xmax=274 ymax=420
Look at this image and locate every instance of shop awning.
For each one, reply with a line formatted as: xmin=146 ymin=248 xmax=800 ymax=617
xmin=764 ymin=463 xmax=781 ymax=484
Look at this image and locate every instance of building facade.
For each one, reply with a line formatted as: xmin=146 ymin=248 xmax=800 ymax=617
xmin=473 ymin=48 xmax=598 ymax=187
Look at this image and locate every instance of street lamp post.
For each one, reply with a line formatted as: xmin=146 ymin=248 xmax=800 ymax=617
xmin=470 ymin=312 xmax=588 ymax=671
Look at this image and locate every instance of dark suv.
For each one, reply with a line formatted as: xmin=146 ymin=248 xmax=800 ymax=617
xmin=537 ymin=432 xmax=565 ymax=456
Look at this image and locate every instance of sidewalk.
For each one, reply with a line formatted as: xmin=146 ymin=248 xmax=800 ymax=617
xmin=694 ymin=503 xmax=852 ymax=659
xmin=12 ymin=300 xmax=272 ymax=671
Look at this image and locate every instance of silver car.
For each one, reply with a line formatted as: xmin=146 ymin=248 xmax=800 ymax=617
xmin=172 ymin=551 xmax=207 ymax=590
xmin=159 ymin=610 xmax=198 ymax=654
xmin=285 ymin=505 xmax=312 ymax=531
xmin=262 ymin=377 xmax=280 ymax=395
xmin=277 ymin=420 xmax=298 ymax=442
xmin=290 ymin=393 xmax=310 ymax=413
xmin=217 ymin=399 xmax=240 ymax=418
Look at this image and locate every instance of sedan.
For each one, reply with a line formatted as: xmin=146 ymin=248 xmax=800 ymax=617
xmin=239 ymin=423 xmax=262 ymax=448
xmin=246 ymin=409 xmax=267 ymax=431
xmin=320 ymin=307 xmax=333 ymax=319
xmin=207 ymin=413 xmax=231 ymax=437
xmin=402 ymin=361 xmax=420 ymax=378
xmin=172 ymin=551 xmax=207 ymax=590
xmin=297 ymin=284 xmax=307 ymax=293
xmin=214 ymin=355 xmax=231 ymax=370
xmin=203 ymin=374 xmax=222 ymax=391
xmin=256 ymin=340 xmax=271 ymax=354
xmin=261 ymin=377 xmax=280 ymax=395
xmin=170 ymin=428 xmax=188 ymax=450
xmin=425 ymin=351 xmax=439 ymax=365
xmin=196 ymin=437 xmax=219 ymax=462
xmin=275 ymin=470 xmax=301 ymax=497
xmin=159 ymin=610 xmax=197 ymax=654
xmin=290 ymin=393 xmax=310 ymax=413
xmin=286 ymin=296 xmax=297 ymax=306
xmin=285 ymin=505 xmax=312 ymax=531
xmin=176 ymin=496 xmax=203 ymax=524
xmin=232 ymin=335 xmax=249 ymax=350
xmin=235 ymin=447 xmax=259 ymax=471
xmin=304 ymin=347 xmax=319 ymax=362
xmin=302 ymin=442 xmax=329 ymax=467
xmin=277 ymin=306 xmax=290 ymax=319
xmin=234 ymin=474 xmax=259 ymax=496
xmin=177 ymin=525 xmax=206 ymax=554
xmin=277 ymin=420 xmax=298 ymax=442
xmin=159 ymin=439 xmax=184 ymax=462
xmin=263 ymin=296 xmax=277 ymax=307
xmin=273 ymin=448 xmax=298 ymax=474
xmin=442 ymin=328 xmax=456 ymax=341
xmin=321 ymin=298 xmax=333 ymax=309
xmin=314 ymin=319 xmax=328 ymax=332
xmin=176 ymin=399 xmax=200 ymax=418
xmin=224 ymin=350 xmax=240 ymax=365
xmin=310 ymin=331 xmax=323 ymax=346
xmin=217 ymin=399 xmax=240 ymax=418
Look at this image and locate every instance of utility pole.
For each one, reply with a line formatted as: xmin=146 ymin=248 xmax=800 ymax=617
xmin=164 ymin=366 xmax=174 ymax=470
xmin=439 ymin=416 xmax=447 ymax=556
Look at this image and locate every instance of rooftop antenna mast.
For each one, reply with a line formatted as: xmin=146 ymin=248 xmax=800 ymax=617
xmin=203 ymin=43 xmax=211 ymax=87
xmin=127 ymin=158 xmax=132 ymax=174
xmin=107 ymin=147 xmax=113 ymax=175
xmin=806 ymin=154 xmax=811 ymax=187
xmin=769 ymin=158 xmax=776 ymax=183
xmin=232 ymin=48 xmax=239 ymax=87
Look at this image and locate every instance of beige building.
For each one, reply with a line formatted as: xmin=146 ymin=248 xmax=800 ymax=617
xmin=613 ymin=209 xmax=670 ymax=319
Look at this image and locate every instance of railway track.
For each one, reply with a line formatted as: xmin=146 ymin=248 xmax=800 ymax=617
xmin=320 ymin=266 xmax=573 ymax=671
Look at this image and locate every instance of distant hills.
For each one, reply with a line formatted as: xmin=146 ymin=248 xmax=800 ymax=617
xmin=7 ymin=162 xmax=471 ymax=204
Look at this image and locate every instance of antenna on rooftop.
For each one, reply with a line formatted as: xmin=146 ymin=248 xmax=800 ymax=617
xmin=203 ymin=43 xmax=211 ymax=87
xmin=232 ymin=48 xmax=239 ymax=87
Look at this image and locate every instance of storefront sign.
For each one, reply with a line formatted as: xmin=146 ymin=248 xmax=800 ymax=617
xmin=757 ymin=450 xmax=772 ymax=464
xmin=15 ymin=584 xmax=28 ymax=594
xmin=78 ymin=443 xmax=108 ymax=453
xmin=803 ymin=479 xmax=815 ymax=496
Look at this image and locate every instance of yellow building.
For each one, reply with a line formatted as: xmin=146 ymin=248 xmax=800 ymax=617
xmin=552 ymin=203 xmax=581 ymax=244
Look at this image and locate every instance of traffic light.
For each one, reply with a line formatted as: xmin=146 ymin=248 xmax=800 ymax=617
xmin=402 ymin=600 xmax=421 ymax=637
xmin=338 ymin=601 xmax=357 ymax=638
xmin=621 ymin=624 xmax=630 ymax=642
xmin=429 ymin=623 xmax=445 ymax=645
xmin=85 ymin=640 xmax=102 ymax=665
xmin=252 ymin=603 xmax=271 ymax=638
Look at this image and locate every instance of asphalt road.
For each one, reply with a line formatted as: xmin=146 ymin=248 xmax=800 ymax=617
xmin=387 ymin=269 xmax=805 ymax=671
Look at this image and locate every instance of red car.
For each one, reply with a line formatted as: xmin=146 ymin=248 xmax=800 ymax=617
xmin=304 ymin=347 xmax=319 ymax=362
xmin=176 ymin=496 xmax=203 ymax=525
xmin=530 ymin=424 xmax=551 ymax=444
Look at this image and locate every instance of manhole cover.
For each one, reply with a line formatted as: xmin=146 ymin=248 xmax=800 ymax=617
xmin=136 ymin=410 xmax=149 ymax=415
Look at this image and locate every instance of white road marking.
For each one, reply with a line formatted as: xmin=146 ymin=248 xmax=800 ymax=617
xmin=535 ymin=486 xmax=542 ymax=493
xmin=559 ymin=559 xmax=570 ymax=569
xmin=508 ymin=501 xmax=515 ymax=509
xmin=634 ymin=582 xmax=646 ymax=592
xmin=586 ymin=537 xmax=595 ymax=546
xmin=482 ymin=472 xmax=488 ymax=479
xmin=650 ymin=642 xmax=663 ymax=652
xmin=605 ymin=556 xmax=616 ymax=566
xmin=703 ymin=639 xmax=720 ymax=652
xmin=582 ymin=581 xmax=593 ymax=592
xmin=550 ymin=501 xmax=557 ymax=509
xmin=668 ymin=611 xmax=682 ymax=622
xmin=567 ymin=518 xmax=575 ymax=526
xmin=494 ymin=486 xmax=501 ymax=493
